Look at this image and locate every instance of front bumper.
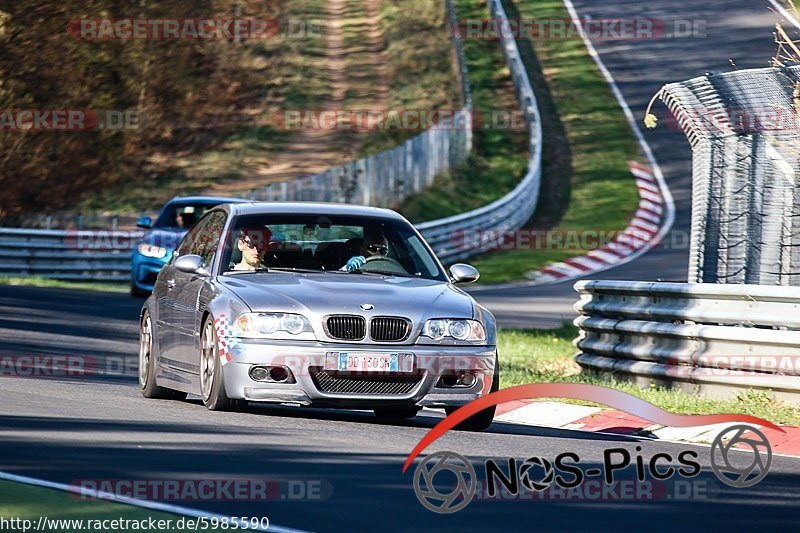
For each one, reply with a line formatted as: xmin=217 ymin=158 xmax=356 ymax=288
xmin=132 ymin=255 xmax=168 ymax=291
xmin=221 ymin=339 xmax=496 ymax=408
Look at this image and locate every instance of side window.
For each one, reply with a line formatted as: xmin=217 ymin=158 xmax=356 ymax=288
xmin=175 ymin=219 xmax=206 ymax=257
xmin=190 ymin=211 xmax=227 ymax=266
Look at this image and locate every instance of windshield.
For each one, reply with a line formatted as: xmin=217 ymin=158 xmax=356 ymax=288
xmin=219 ymin=214 xmax=447 ymax=281
xmin=153 ymin=202 xmax=220 ymax=229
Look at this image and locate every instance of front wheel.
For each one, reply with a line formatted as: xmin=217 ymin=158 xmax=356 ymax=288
xmin=200 ymin=316 xmax=246 ymax=411
xmin=445 ymin=354 xmax=499 ymax=431
xmin=139 ymin=311 xmax=186 ymax=400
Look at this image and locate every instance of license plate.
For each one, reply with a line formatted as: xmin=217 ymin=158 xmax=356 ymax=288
xmin=325 ymin=352 xmax=414 ymax=373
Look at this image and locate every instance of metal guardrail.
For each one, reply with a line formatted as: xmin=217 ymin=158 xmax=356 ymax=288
xmin=244 ymin=0 xmax=541 ymax=264
xmin=419 ymin=0 xmax=542 ymax=263
xmin=573 ymin=280 xmax=800 ymax=402
xmin=0 ymin=0 xmax=542 ymax=279
xmin=0 ymin=228 xmax=141 ymax=281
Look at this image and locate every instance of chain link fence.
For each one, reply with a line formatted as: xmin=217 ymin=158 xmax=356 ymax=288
xmin=659 ymin=65 xmax=800 ymax=285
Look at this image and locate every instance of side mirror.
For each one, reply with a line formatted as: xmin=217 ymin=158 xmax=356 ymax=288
xmin=449 ymin=263 xmax=480 ymax=284
xmin=136 ymin=216 xmax=152 ymax=229
xmin=174 ymin=254 xmax=210 ymax=276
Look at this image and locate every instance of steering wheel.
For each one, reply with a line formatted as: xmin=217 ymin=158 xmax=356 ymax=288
xmin=362 ymin=255 xmax=407 ymax=275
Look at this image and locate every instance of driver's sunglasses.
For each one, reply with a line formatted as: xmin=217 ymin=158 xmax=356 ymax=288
xmin=367 ymin=244 xmax=388 ymax=255
xmin=239 ymin=236 xmax=260 ymax=250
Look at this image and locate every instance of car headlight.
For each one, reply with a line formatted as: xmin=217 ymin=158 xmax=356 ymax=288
xmin=137 ymin=243 xmax=168 ymax=259
xmin=421 ymin=319 xmax=486 ymax=342
xmin=234 ymin=313 xmax=316 ymax=340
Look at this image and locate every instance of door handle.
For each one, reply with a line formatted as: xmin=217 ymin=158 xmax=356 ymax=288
xmin=166 ymin=279 xmax=176 ymax=289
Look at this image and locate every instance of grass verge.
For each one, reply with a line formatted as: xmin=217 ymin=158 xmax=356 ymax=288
xmin=397 ymin=0 xmax=530 ymax=223
xmin=357 ymin=0 xmax=461 ymax=156
xmin=463 ymin=0 xmax=640 ymax=283
xmin=0 ymin=277 xmax=128 ymax=293
xmin=497 ymin=326 xmax=800 ymax=426
xmin=0 ymin=479 xmax=226 ymax=533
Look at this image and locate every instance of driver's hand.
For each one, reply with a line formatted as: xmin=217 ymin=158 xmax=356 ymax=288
xmin=342 ymin=255 xmax=366 ymax=271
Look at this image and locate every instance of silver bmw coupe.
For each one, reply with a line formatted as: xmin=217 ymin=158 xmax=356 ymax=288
xmin=139 ymin=202 xmax=498 ymax=430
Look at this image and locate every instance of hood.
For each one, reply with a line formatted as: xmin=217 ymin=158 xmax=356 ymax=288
xmin=218 ymin=273 xmax=475 ymax=322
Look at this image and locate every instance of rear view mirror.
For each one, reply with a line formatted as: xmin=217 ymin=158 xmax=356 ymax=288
xmin=136 ymin=216 xmax=152 ymax=229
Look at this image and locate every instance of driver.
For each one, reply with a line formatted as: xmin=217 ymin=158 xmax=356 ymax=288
xmin=341 ymin=234 xmax=389 ymax=271
xmin=233 ymin=227 xmax=272 ymax=271
xmin=175 ymin=208 xmax=198 ymax=229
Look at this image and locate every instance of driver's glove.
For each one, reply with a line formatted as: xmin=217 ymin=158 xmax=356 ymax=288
xmin=342 ymin=255 xmax=366 ymax=271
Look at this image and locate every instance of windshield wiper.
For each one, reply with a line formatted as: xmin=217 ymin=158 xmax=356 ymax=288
xmin=346 ymin=269 xmax=416 ymax=278
xmin=223 ymin=267 xmax=270 ymax=275
xmin=269 ymin=267 xmax=326 ymax=274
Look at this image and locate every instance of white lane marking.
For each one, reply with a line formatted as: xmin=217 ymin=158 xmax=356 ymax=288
xmin=648 ymin=422 xmax=746 ymax=444
xmin=561 ymin=1 xmax=676 ymax=247
xmin=469 ymin=0 xmax=677 ymax=293
xmin=494 ymin=401 xmax=602 ymax=427
xmin=768 ymin=0 xmax=800 ymax=30
xmin=0 ymin=470 xmax=308 ymax=533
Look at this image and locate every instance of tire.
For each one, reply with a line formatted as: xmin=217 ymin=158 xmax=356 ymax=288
xmin=139 ymin=311 xmax=187 ymax=400
xmin=200 ymin=316 xmax=246 ymax=411
xmin=374 ymin=406 xmax=420 ymax=421
xmin=445 ymin=354 xmax=500 ymax=431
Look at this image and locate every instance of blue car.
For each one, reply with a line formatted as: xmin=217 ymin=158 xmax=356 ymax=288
xmin=131 ymin=196 xmax=246 ymax=296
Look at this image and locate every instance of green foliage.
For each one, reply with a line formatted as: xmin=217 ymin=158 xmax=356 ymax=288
xmin=0 ymin=0 xmax=294 ymax=216
xmin=397 ymin=0 xmax=529 ymax=223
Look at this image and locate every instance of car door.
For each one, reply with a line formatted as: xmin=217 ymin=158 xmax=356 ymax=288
xmin=171 ymin=211 xmax=227 ymax=371
xmin=154 ymin=219 xmax=204 ymax=369
xmin=157 ymin=214 xmax=215 ymax=370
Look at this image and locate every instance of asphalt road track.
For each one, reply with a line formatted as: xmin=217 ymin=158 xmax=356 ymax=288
xmin=2 ymin=2 xmax=800 ymax=531
xmin=472 ymin=0 xmax=785 ymax=328
xmin=2 ymin=286 xmax=800 ymax=531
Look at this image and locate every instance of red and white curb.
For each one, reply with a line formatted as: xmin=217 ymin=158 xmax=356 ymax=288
xmin=524 ymin=162 xmax=664 ymax=285
xmin=493 ymin=400 xmax=800 ymax=458
xmin=469 ymin=0 xmax=677 ymax=293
